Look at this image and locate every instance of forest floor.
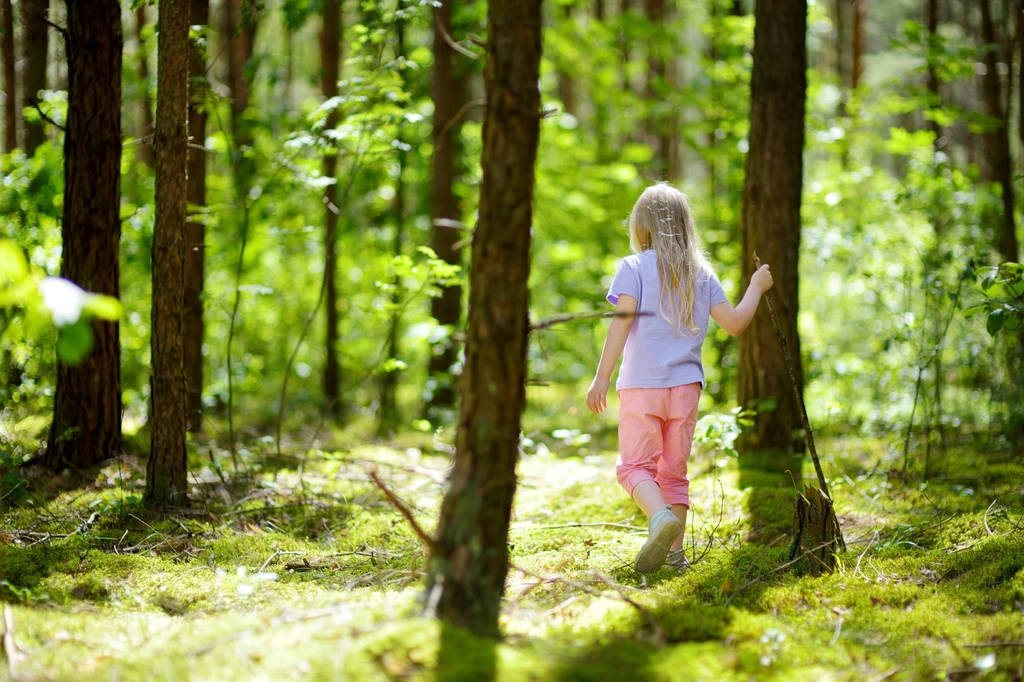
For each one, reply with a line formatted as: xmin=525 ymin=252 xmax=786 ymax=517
xmin=1 ymin=427 xmax=1023 ymax=681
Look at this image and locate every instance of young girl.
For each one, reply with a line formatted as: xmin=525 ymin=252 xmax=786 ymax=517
xmin=587 ymin=183 xmax=773 ymax=574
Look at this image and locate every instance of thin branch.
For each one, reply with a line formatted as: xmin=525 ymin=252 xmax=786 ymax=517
xmin=530 ymin=311 xmax=651 ymax=332
xmin=42 ymin=17 xmax=66 ymax=36
xmin=724 ymin=537 xmax=841 ymax=607
xmin=366 ymin=470 xmax=437 ymax=552
xmin=30 ymin=102 xmax=64 ymax=131
xmin=437 ymin=98 xmax=484 ymax=142
xmin=436 ymin=18 xmax=480 ymax=59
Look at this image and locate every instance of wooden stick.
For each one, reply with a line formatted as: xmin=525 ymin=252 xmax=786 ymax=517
xmin=753 ymin=252 xmax=831 ymax=499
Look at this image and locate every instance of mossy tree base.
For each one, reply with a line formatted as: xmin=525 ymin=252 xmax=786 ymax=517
xmin=788 ymin=485 xmax=845 ymax=575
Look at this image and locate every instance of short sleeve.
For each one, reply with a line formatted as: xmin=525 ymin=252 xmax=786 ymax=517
xmin=707 ymin=269 xmax=728 ymax=307
xmin=607 ymin=258 xmax=640 ymax=305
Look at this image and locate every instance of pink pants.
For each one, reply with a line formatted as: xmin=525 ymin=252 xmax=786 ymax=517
xmin=616 ymin=383 xmax=701 ymax=508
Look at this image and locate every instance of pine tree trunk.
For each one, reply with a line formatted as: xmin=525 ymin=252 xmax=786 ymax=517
xmin=185 ymin=0 xmax=209 ymax=433
xmin=737 ymin=0 xmax=808 ymax=458
xmin=834 ymin=0 xmax=846 ymax=112
xmin=980 ymin=0 xmax=1019 ymax=262
xmin=146 ymin=0 xmax=190 ymax=506
xmin=427 ymin=0 xmax=465 ymax=412
xmin=1 ymin=0 xmax=15 ymax=153
xmin=1019 ymin=0 xmax=1023 ymax=169
xmin=380 ymin=4 xmax=406 ymax=433
xmin=426 ymin=0 xmax=543 ymax=635
xmin=134 ymin=6 xmax=156 ymax=168
xmin=645 ymin=0 xmax=672 ymax=179
xmin=926 ymin=0 xmax=941 ymax=144
xmin=321 ymin=0 xmax=342 ymax=419
xmin=21 ymin=0 xmax=47 ymax=154
xmin=852 ymin=0 xmax=865 ymax=89
xmin=557 ymin=4 xmax=576 ymax=115
xmin=225 ymin=0 xmax=257 ymax=192
xmin=46 ymin=0 xmax=122 ymax=473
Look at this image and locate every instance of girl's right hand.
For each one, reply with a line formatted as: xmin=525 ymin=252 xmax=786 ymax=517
xmin=752 ymin=263 xmax=774 ymax=293
xmin=587 ymin=376 xmax=610 ymax=414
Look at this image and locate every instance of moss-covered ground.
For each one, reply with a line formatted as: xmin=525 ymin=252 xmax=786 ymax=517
xmin=1 ymin=425 xmax=1023 ymax=681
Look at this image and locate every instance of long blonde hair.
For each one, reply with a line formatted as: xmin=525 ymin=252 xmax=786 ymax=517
xmin=628 ymin=184 xmax=708 ymax=336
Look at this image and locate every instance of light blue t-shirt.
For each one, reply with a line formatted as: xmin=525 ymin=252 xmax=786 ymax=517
xmin=606 ymin=250 xmax=729 ymax=390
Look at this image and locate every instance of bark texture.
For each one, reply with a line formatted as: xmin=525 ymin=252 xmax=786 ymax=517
xmin=427 ymin=0 xmax=466 ymax=411
xmin=980 ymin=0 xmax=1019 ymax=263
xmin=21 ymin=0 xmax=48 ymax=154
xmin=737 ymin=0 xmax=808 ymax=457
xmin=185 ymin=0 xmax=209 ymax=432
xmin=134 ymin=6 xmax=156 ymax=168
xmin=146 ymin=0 xmax=190 ymax=505
xmin=852 ymin=0 xmax=865 ymax=88
xmin=321 ymin=0 xmax=342 ymax=418
xmin=426 ymin=0 xmax=543 ymax=635
xmin=46 ymin=0 xmax=122 ymax=472
xmin=1 ymin=0 xmax=14 ymax=152
xmin=225 ymin=0 xmax=258 ymax=190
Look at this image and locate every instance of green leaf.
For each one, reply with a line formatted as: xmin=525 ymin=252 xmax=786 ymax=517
xmin=961 ymin=305 xmax=986 ymax=317
xmin=987 ymin=309 xmax=1005 ymax=336
xmin=82 ymin=294 xmax=123 ymax=321
xmin=0 ymin=240 xmax=29 ymax=284
xmin=56 ymin=320 xmax=94 ymax=365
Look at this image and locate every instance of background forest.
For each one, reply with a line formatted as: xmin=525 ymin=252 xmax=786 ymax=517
xmin=1 ymin=0 xmax=1024 ymax=680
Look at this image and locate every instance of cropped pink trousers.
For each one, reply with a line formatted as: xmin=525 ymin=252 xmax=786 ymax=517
xmin=616 ymin=383 xmax=701 ymax=509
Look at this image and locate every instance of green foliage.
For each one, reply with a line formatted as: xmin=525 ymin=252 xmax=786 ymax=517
xmin=965 ymin=263 xmax=1024 ymax=337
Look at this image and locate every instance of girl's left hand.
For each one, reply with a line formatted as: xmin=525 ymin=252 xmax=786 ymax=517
xmin=587 ymin=376 xmax=610 ymax=413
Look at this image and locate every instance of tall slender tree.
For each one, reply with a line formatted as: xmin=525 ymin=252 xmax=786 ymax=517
xmin=644 ymin=0 xmax=676 ymax=180
xmin=557 ymin=3 xmax=576 ymax=115
xmin=146 ymin=0 xmax=190 ymax=505
xmin=1 ymin=0 xmax=15 ymax=153
xmin=321 ymin=0 xmax=342 ymax=418
xmin=46 ymin=0 xmax=122 ymax=472
xmin=134 ymin=6 xmax=156 ymax=168
xmin=426 ymin=0 xmax=543 ymax=635
xmin=21 ymin=0 xmax=48 ymax=155
xmin=380 ymin=1 xmax=407 ymax=432
xmin=185 ymin=0 xmax=209 ymax=433
xmin=225 ymin=0 xmax=258 ymax=192
xmin=737 ymin=0 xmax=808 ymax=457
xmin=979 ymin=0 xmax=1019 ymax=263
xmin=852 ymin=0 xmax=866 ymax=89
xmin=427 ymin=0 xmax=466 ymax=411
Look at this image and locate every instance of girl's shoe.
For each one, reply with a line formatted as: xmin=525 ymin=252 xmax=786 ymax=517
xmin=666 ymin=548 xmax=690 ymax=571
xmin=634 ymin=507 xmax=682 ymax=574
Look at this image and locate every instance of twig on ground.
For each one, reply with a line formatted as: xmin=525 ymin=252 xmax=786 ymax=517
xmin=963 ymin=641 xmax=1024 ymax=648
xmin=511 ymin=564 xmax=665 ymax=644
xmin=366 ymin=470 xmax=437 ymax=552
xmin=509 ymin=521 xmax=646 ymax=533
xmin=724 ymin=538 xmax=841 ymax=607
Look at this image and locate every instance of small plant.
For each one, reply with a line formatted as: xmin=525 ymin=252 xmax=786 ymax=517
xmin=695 ymin=406 xmax=757 ymax=461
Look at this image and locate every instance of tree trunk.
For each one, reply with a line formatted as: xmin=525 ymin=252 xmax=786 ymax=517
xmin=185 ymin=0 xmax=209 ymax=433
xmin=834 ymin=0 xmax=847 ymax=111
xmin=737 ymin=0 xmax=808 ymax=458
xmin=427 ymin=0 xmax=465 ymax=412
xmin=146 ymin=0 xmax=189 ymax=506
xmin=321 ymin=0 xmax=342 ymax=418
xmin=1 ymin=0 xmax=14 ymax=153
xmin=380 ymin=4 xmax=406 ymax=433
xmin=645 ymin=0 xmax=674 ymax=179
xmin=557 ymin=4 xmax=576 ymax=115
xmin=1019 ymin=0 xmax=1023 ymax=169
xmin=980 ymin=0 xmax=1019 ymax=262
xmin=595 ymin=0 xmax=605 ymax=20
xmin=852 ymin=0 xmax=865 ymax=89
xmin=225 ymin=0 xmax=258 ymax=192
xmin=134 ymin=6 xmax=156 ymax=168
xmin=46 ymin=0 xmax=122 ymax=473
xmin=426 ymin=0 xmax=543 ymax=635
xmin=926 ymin=0 xmax=941 ymax=144
xmin=21 ymin=0 xmax=48 ymax=154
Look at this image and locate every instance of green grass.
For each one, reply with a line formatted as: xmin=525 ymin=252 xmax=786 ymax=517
xmin=1 ymin=433 xmax=1023 ymax=681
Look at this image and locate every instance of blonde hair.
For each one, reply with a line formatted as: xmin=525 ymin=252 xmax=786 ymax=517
xmin=628 ymin=183 xmax=708 ymax=336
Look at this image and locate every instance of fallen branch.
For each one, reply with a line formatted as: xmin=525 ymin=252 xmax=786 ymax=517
xmin=510 ymin=564 xmax=665 ymax=645
xmin=366 ymin=470 xmax=437 ymax=552
xmin=724 ymin=537 xmax=841 ymax=607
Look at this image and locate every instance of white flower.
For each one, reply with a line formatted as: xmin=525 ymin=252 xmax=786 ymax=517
xmin=38 ymin=277 xmax=87 ymax=327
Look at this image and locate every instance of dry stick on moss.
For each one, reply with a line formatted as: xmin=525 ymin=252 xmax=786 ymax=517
xmin=723 ymin=537 xmax=842 ymax=607
xmin=510 ymin=564 xmax=665 ymax=644
xmin=366 ymin=470 xmax=437 ymax=552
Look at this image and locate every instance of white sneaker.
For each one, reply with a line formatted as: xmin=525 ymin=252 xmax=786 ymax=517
xmin=634 ymin=507 xmax=682 ymax=574
xmin=666 ymin=548 xmax=690 ymax=571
